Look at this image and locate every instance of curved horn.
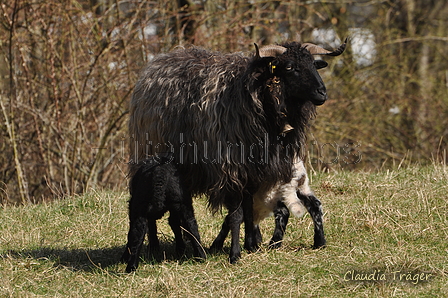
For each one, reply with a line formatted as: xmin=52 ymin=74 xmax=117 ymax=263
xmin=302 ymin=37 xmax=348 ymax=56
xmin=254 ymin=43 xmax=287 ymax=58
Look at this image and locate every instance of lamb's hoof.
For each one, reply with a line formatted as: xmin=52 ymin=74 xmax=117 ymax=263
xmin=209 ymin=241 xmax=224 ymax=253
xmin=193 ymin=256 xmax=206 ymax=263
xmin=125 ymin=264 xmax=137 ymax=273
xmin=195 ymin=249 xmax=207 ymax=261
xmin=120 ymin=249 xmax=130 ymax=263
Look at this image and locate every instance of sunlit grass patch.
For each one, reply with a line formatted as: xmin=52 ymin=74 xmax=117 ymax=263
xmin=1 ymin=165 xmax=447 ymax=297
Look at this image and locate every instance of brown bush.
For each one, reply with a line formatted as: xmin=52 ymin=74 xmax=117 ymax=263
xmin=1 ymin=0 xmax=447 ymax=204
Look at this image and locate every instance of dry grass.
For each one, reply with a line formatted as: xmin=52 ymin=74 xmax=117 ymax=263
xmin=1 ymin=165 xmax=447 ymax=297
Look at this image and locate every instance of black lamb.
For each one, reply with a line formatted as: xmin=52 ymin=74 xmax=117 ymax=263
xmin=120 ymin=154 xmax=206 ymax=272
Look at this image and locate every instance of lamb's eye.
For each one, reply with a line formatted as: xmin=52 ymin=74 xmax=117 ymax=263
xmin=285 ymin=65 xmax=293 ymax=71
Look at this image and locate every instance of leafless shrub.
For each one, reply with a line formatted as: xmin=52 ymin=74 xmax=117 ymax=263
xmin=0 ymin=0 xmax=447 ymax=203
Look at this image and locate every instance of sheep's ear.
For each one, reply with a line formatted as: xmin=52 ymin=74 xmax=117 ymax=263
xmin=314 ymin=60 xmax=328 ymax=69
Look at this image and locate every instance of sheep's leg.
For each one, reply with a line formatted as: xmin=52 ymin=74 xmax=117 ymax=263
xmin=179 ymin=200 xmax=206 ymax=260
xmin=254 ymin=225 xmax=262 ymax=247
xmin=210 ymin=215 xmax=230 ymax=252
xmin=226 ymin=201 xmax=243 ymax=264
xmin=298 ymin=193 xmax=326 ymax=248
xmin=211 ymin=195 xmax=261 ymax=253
xmin=242 ymin=193 xmax=257 ymax=252
xmin=168 ymin=213 xmax=186 ymax=256
xmin=269 ymin=201 xmax=290 ymax=249
xmin=121 ymin=215 xmax=148 ymax=273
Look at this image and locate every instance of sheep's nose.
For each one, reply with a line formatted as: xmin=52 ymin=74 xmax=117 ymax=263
xmin=311 ymin=87 xmax=327 ymax=105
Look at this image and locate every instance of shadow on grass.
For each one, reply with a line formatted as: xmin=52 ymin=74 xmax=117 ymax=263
xmin=1 ymin=240 xmax=211 ymax=273
xmin=2 ymin=245 xmax=125 ymax=272
xmin=1 ymin=241 xmax=313 ymax=273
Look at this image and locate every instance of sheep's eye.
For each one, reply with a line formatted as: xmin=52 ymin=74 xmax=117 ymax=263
xmin=285 ymin=65 xmax=293 ymax=71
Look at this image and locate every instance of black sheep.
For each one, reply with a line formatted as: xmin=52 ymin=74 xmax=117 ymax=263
xmin=129 ymin=40 xmax=346 ymax=263
xmin=120 ymin=154 xmax=206 ymax=272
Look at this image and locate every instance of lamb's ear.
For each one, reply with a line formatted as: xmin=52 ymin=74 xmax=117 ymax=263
xmin=314 ymin=60 xmax=328 ymax=69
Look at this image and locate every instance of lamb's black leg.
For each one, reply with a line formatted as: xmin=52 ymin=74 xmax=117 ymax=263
xmin=210 ymin=214 xmax=230 ymax=252
xmin=120 ymin=246 xmax=130 ymax=263
xmin=147 ymin=218 xmax=160 ymax=254
xmin=211 ymin=193 xmax=261 ymax=254
xmin=168 ymin=213 xmax=186 ymax=256
xmin=121 ymin=215 xmax=148 ymax=273
xmin=210 ymin=194 xmax=249 ymax=263
xmin=298 ymin=193 xmax=326 ymax=248
xmin=269 ymin=201 xmax=290 ymax=249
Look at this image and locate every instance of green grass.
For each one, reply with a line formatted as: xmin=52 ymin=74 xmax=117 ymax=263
xmin=1 ymin=165 xmax=447 ymax=297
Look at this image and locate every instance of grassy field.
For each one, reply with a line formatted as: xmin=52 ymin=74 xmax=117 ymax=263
xmin=1 ymin=165 xmax=447 ymax=297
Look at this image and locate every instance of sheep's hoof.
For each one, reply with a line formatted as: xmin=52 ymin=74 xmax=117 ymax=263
xmin=312 ymin=237 xmax=326 ymax=249
xmin=243 ymin=244 xmax=258 ymax=253
xmin=229 ymin=254 xmax=240 ymax=264
xmin=244 ymin=237 xmax=259 ymax=253
xmin=268 ymin=240 xmax=283 ymax=249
